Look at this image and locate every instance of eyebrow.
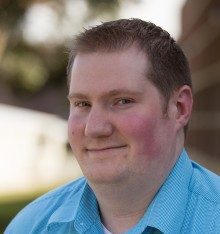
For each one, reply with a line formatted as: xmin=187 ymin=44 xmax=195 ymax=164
xmin=67 ymin=93 xmax=88 ymax=100
xmin=67 ymin=88 xmax=144 ymax=101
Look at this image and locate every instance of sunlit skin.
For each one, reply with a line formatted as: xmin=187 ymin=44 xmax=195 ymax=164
xmin=67 ymin=45 xmax=193 ymax=233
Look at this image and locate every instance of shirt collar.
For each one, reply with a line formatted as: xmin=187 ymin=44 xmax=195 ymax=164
xmin=73 ymin=183 xmax=102 ymax=233
xmin=125 ymin=149 xmax=193 ymax=234
xmin=46 ymin=179 xmax=102 ymax=233
xmin=146 ymin=149 xmax=193 ymax=233
xmin=46 ymin=181 xmax=85 ymax=230
xmin=46 ymin=149 xmax=193 ymax=233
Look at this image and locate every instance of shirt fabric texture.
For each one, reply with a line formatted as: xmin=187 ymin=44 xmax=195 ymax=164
xmin=5 ymin=149 xmax=220 ymax=234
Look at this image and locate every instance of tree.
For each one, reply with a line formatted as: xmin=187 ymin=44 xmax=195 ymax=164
xmin=0 ymin=0 xmax=136 ymax=116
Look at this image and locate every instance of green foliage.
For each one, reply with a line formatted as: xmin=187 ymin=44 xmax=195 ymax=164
xmin=86 ymin=0 xmax=120 ymax=17
xmin=0 ymin=0 xmax=125 ymax=96
xmin=0 ymin=0 xmax=137 ymax=114
xmin=2 ymin=50 xmax=48 ymax=92
xmin=0 ymin=0 xmax=28 ymax=28
xmin=0 ymin=196 xmax=37 ymax=233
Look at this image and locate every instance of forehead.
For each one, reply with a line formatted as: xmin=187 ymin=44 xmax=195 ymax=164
xmin=70 ymin=46 xmax=151 ymax=91
xmin=75 ymin=46 xmax=148 ymax=70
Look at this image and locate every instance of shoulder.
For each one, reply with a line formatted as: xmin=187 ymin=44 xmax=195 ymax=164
xmin=187 ymin=161 xmax=220 ymax=230
xmin=5 ymin=177 xmax=87 ymax=233
xmin=31 ymin=176 xmax=87 ymax=205
xmin=190 ymin=161 xmax=220 ymax=202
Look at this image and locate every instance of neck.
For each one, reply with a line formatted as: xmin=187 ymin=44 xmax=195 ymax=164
xmin=89 ymin=141 xmax=184 ymax=234
xmin=89 ymin=175 xmax=162 ymax=234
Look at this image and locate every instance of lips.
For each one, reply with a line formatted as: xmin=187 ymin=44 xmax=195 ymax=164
xmin=86 ymin=145 xmax=127 ymax=152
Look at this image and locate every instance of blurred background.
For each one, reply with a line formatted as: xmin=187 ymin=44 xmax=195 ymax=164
xmin=0 ymin=0 xmax=219 ymax=232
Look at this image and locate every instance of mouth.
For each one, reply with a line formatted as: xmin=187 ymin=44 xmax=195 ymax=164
xmin=86 ymin=145 xmax=127 ymax=152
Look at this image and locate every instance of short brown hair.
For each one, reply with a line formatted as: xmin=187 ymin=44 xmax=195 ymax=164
xmin=67 ymin=18 xmax=192 ymax=132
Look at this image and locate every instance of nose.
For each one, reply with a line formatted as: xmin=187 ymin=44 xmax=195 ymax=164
xmin=84 ymin=106 xmax=113 ymax=138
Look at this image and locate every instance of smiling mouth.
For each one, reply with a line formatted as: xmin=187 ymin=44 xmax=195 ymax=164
xmin=86 ymin=145 xmax=127 ymax=152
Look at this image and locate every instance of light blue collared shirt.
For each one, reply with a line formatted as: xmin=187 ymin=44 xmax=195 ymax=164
xmin=5 ymin=150 xmax=220 ymax=233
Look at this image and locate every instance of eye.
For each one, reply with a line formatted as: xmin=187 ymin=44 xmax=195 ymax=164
xmin=73 ymin=101 xmax=91 ymax=108
xmin=115 ymin=98 xmax=134 ymax=106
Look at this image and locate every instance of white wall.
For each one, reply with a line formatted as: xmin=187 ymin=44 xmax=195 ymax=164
xmin=0 ymin=104 xmax=82 ymax=196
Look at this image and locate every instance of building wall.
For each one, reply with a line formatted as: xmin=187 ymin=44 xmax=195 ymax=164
xmin=179 ymin=0 xmax=220 ymax=173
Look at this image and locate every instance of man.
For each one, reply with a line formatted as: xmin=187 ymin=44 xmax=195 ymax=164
xmin=5 ymin=19 xmax=220 ymax=234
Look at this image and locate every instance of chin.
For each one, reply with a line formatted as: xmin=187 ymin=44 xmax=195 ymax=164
xmin=84 ymin=168 xmax=129 ymax=185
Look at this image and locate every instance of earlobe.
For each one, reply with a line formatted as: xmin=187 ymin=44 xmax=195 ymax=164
xmin=175 ymin=85 xmax=193 ymax=128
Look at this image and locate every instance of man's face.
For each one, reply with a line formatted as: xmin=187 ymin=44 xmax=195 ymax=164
xmin=68 ymin=46 xmax=179 ymax=185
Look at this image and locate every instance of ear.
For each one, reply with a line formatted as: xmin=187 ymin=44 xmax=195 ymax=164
xmin=173 ymin=85 xmax=193 ymax=130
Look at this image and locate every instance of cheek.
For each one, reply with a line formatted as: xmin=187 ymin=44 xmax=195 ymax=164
xmin=68 ymin=114 xmax=84 ymax=150
xmin=118 ymin=113 xmax=160 ymax=157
